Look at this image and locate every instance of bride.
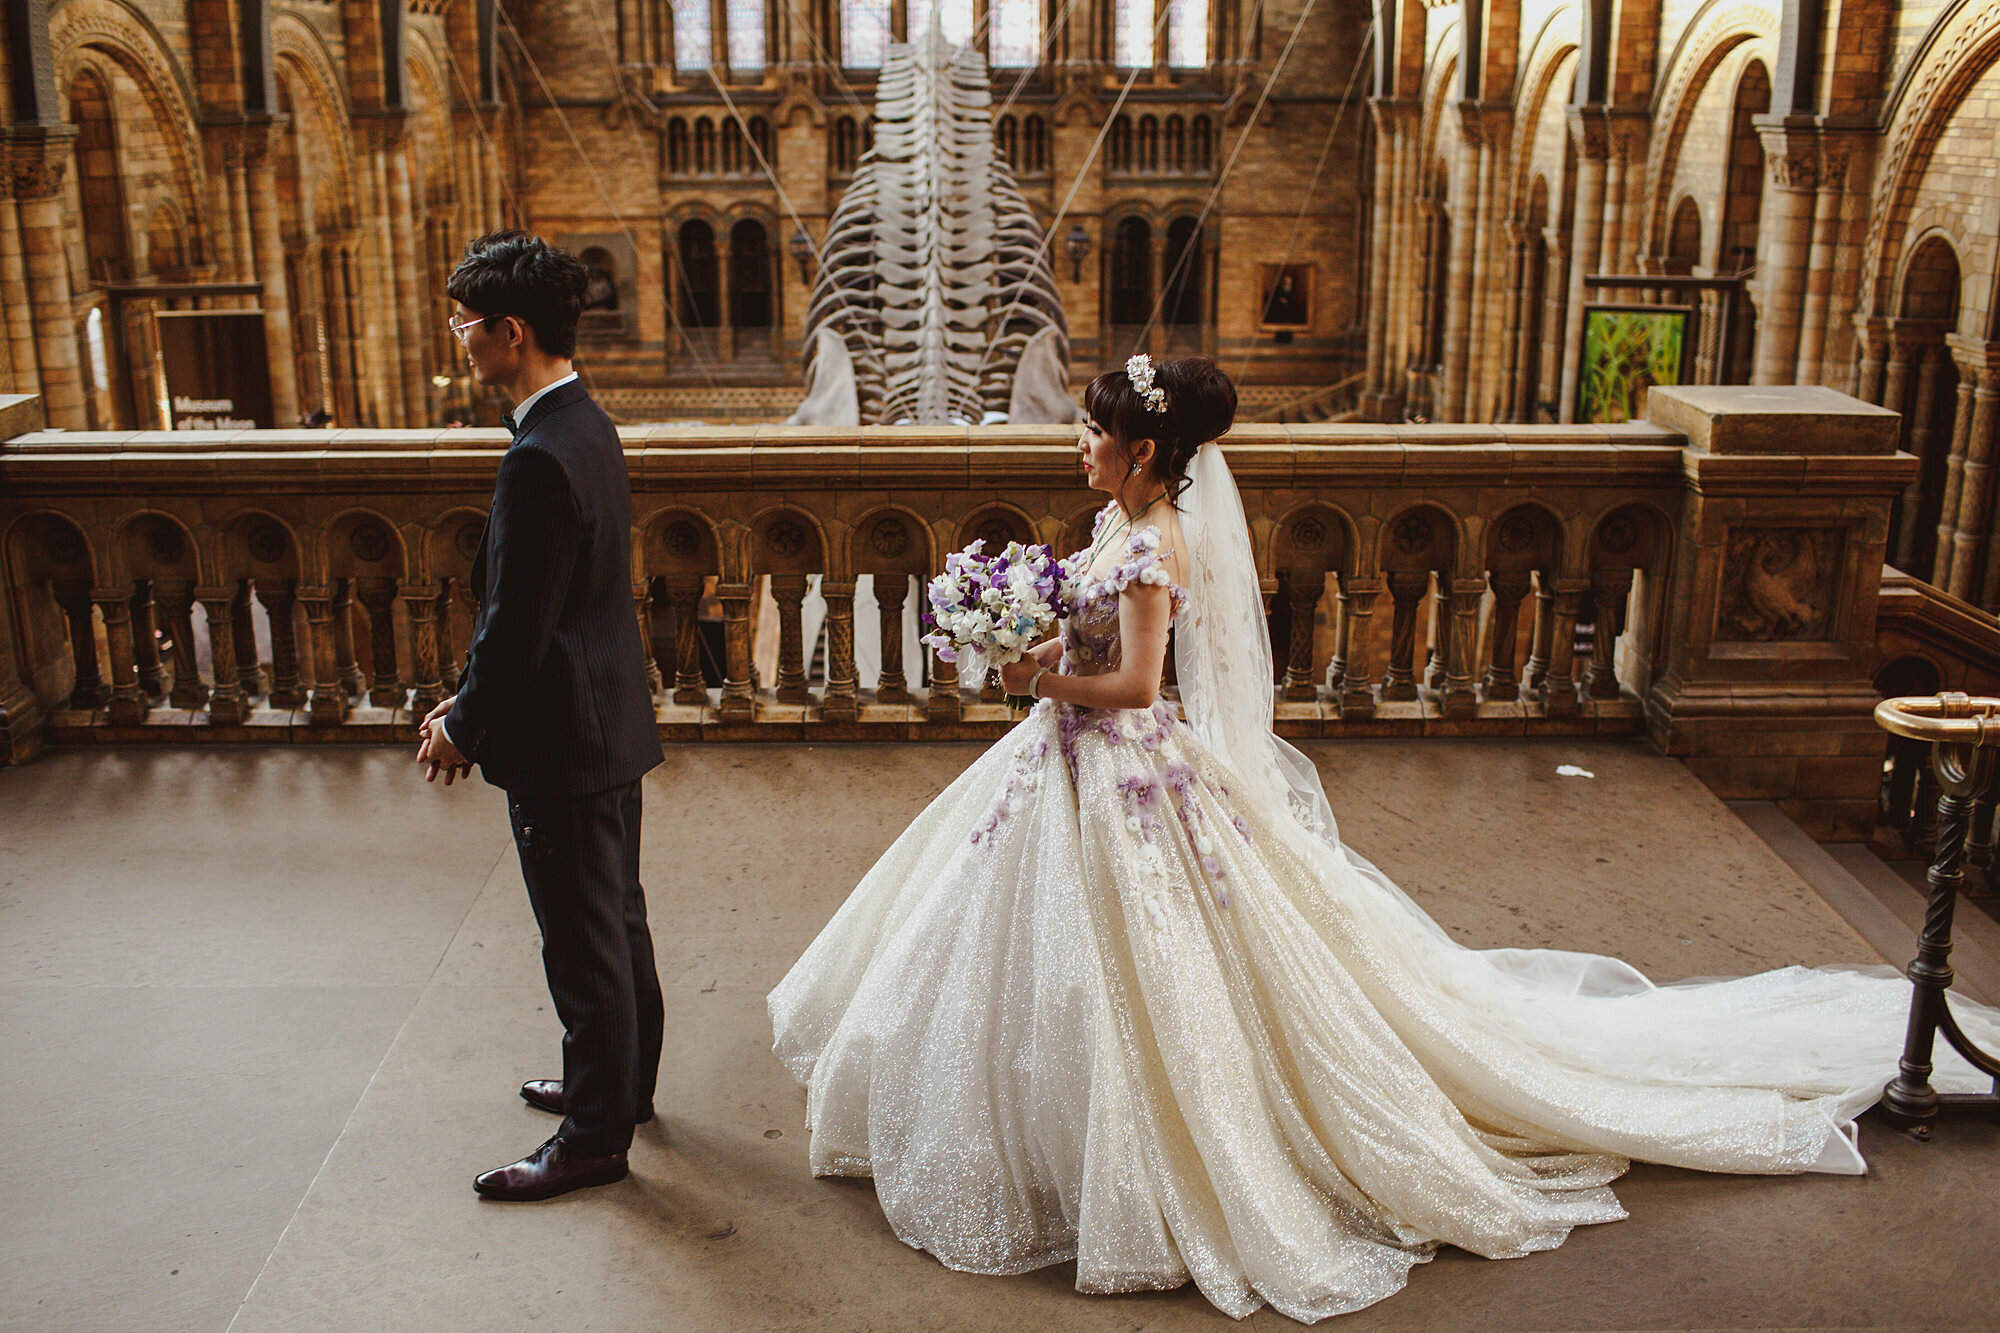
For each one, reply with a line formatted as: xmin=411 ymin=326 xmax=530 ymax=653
xmin=768 ymin=354 xmax=2000 ymax=1321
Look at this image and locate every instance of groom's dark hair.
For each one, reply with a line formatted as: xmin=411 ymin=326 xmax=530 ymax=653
xmin=447 ymin=231 xmax=589 ymax=360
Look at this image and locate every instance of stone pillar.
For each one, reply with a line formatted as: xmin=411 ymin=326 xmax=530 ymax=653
xmin=873 ymin=574 xmax=912 ymax=704
xmin=258 ymin=582 xmax=304 ymax=707
xmin=195 ymin=588 xmax=246 ymax=722
xmin=821 ymin=578 xmax=859 ymax=722
xmin=1335 ymin=575 xmax=1379 ymax=717
xmin=925 ymin=648 xmax=961 ymax=723
xmin=1855 ymin=317 xmax=1890 ymax=405
xmin=1539 ymin=578 xmax=1587 ymax=717
xmin=1362 ymin=100 xmax=1411 ymax=419
xmin=54 ymin=580 xmax=106 ymax=708
xmin=1438 ymin=105 xmax=1485 ymax=423
xmin=232 ymin=584 xmax=265 ymax=698
xmin=157 ymin=581 xmax=207 ymax=709
xmin=1522 ymin=573 xmax=1553 ymax=693
xmin=1558 ymin=109 xmax=1608 ymax=422
xmin=0 ymin=178 xmax=40 ymax=395
xmin=331 ymin=581 xmax=366 ymax=697
xmin=1941 ymin=350 xmax=1996 ymax=599
xmin=300 ymin=587 xmax=346 ymax=725
xmin=1442 ymin=576 xmax=1482 ymax=717
xmin=403 ymin=584 xmax=443 ymax=713
xmin=243 ymin=123 xmax=301 ymax=425
xmin=1282 ymin=572 xmax=1323 ymax=700
xmin=385 ymin=140 xmax=431 ymax=427
xmin=1482 ymin=572 xmax=1532 ymax=700
xmin=1585 ymin=567 xmax=1633 ymax=699
xmin=717 ymin=580 xmax=756 ymax=720
xmin=346 ymin=579 xmax=394 ymax=706
xmin=1794 ymin=143 xmax=1847 ymax=385
xmin=10 ymin=132 xmax=87 ymax=428
xmin=663 ymin=576 xmax=708 ymax=705
xmin=1505 ymin=226 xmax=1536 ymax=421
xmin=96 ymin=586 xmax=148 ymax=726
xmin=129 ymin=582 xmax=165 ymax=697
xmin=1892 ymin=343 xmax=1947 ymax=570
xmin=770 ymin=574 xmax=811 ymax=705
xmin=1641 ymin=385 xmax=1908 ymax=839
xmin=1380 ymin=571 xmax=1427 ymax=701
xmin=633 ymin=584 xmax=664 ymax=696
xmin=1751 ymin=123 xmax=1818 ymax=387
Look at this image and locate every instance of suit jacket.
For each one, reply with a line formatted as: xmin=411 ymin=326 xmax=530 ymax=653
xmin=445 ymin=378 xmax=663 ymax=798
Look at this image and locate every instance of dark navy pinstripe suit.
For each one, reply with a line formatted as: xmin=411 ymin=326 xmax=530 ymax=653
xmin=445 ymin=378 xmax=665 ymax=1153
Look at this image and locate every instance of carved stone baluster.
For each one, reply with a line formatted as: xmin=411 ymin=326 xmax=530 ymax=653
xmin=129 ymin=580 xmax=166 ymax=697
xmin=633 ymin=583 xmax=663 ymax=696
xmin=437 ymin=584 xmax=462 ymax=694
xmin=300 ymin=587 xmax=346 ymax=725
xmin=926 ymin=648 xmax=962 ymax=722
xmin=1443 ymin=576 xmax=1482 ymax=717
xmin=332 ymin=580 xmax=365 ymax=698
xmin=1380 ymin=571 xmax=1428 ymax=702
xmin=355 ymin=578 xmax=403 ymax=706
xmin=1324 ymin=579 xmax=1349 ymax=696
xmin=54 ymin=578 xmax=107 ymax=708
xmin=1282 ymin=572 xmax=1322 ymax=701
xmin=1539 ymin=578 xmax=1589 ymax=717
xmin=874 ymin=574 xmax=912 ymax=704
xmin=1522 ymin=572 xmax=1553 ymax=692
xmin=1585 ymin=567 xmax=1634 ymax=699
xmin=258 ymin=582 xmax=305 ymax=707
xmin=403 ymin=584 xmax=444 ymax=714
xmin=717 ymin=580 xmax=756 ymax=720
xmin=195 ymin=587 xmax=246 ymax=723
xmin=1482 ymin=573 xmax=1533 ymax=701
xmin=771 ymin=574 xmax=811 ymax=704
xmin=157 ymin=580 xmax=206 ymax=709
xmin=821 ymin=578 xmax=859 ymax=722
xmin=1336 ymin=575 xmax=1380 ymax=718
xmin=1424 ymin=581 xmax=1449 ymax=695
xmin=663 ymin=576 xmax=709 ymax=705
xmin=232 ymin=582 xmax=265 ymax=699
xmin=96 ymin=587 xmax=148 ymax=726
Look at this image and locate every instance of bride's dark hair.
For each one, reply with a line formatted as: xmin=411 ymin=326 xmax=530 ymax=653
xmin=1083 ymin=355 xmax=1238 ymax=502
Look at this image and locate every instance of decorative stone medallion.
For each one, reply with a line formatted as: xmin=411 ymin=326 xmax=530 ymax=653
xmin=1717 ymin=526 xmax=1842 ymax=641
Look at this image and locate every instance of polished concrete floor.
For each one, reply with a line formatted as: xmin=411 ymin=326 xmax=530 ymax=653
xmin=2 ymin=739 xmax=1995 ymax=1333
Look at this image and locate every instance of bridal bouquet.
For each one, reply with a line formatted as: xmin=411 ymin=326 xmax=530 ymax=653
xmin=921 ymin=540 xmax=1073 ymax=705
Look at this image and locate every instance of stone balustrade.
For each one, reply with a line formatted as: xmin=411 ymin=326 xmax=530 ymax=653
xmin=0 ymin=386 xmax=1915 ymax=836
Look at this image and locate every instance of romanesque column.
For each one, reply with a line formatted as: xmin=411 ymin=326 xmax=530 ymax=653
xmin=1482 ymin=572 xmax=1533 ymax=699
xmin=129 ymin=582 xmax=165 ymax=697
xmin=385 ymin=139 xmax=431 ymax=426
xmin=1893 ymin=344 xmax=1946 ymax=570
xmin=1931 ymin=355 xmax=1980 ymax=587
xmin=820 ymin=578 xmax=859 ymax=722
xmin=10 ymin=132 xmax=87 ymax=428
xmin=1942 ymin=347 xmax=1995 ymax=598
xmin=1282 ymin=574 xmax=1324 ymax=700
xmin=1335 ymin=575 xmax=1379 ymax=717
xmin=1751 ymin=125 xmax=1817 ymax=386
xmin=95 ymin=586 xmax=148 ymax=727
xmin=770 ymin=574 xmax=812 ymax=705
xmin=54 ymin=579 xmax=106 ymax=708
xmin=662 ymin=575 xmax=708 ymax=705
xmin=319 ymin=231 xmax=357 ymax=424
xmin=0 ymin=165 xmax=40 ymax=396
xmin=1854 ymin=317 xmax=1891 ymax=405
xmin=242 ymin=122 xmax=301 ymax=424
xmin=402 ymin=583 xmax=443 ymax=713
xmin=195 ymin=587 xmax=247 ymax=723
xmin=872 ymin=574 xmax=912 ymax=704
xmin=1438 ymin=105 xmax=1483 ymax=423
xmin=300 ymin=587 xmax=346 ymax=725
xmin=1557 ymin=110 xmax=1608 ymax=422
xmin=1362 ymin=100 xmax=1406 ymax=420
xmin=1793 ymin=143 xmax=1847 ymax=385
xmin=354 ymin=577 xmax=402 ymax=705
xmin=716 ymin=580 xmax=756 ymax=720
xmin=156 ymin=581 xmax=207 ymax=709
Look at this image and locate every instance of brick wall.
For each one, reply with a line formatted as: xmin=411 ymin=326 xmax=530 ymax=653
xmin=1898 ymin=57 xmax=2000 ymax=339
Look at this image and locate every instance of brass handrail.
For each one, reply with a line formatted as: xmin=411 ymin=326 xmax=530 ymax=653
xmin=1874 ymin=692 xmax=2000 ymax=746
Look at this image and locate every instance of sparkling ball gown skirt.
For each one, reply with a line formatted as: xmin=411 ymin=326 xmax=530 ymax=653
xmin=768 ymin=531 xmax=2000 ymax=1322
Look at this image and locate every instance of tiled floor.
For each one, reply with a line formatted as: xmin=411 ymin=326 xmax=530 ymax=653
xmin=3 ymin=739 xmax=1994 ymax=1332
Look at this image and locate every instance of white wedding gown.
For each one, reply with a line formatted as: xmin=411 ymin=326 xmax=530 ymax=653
xmin=769 ymin=512 xmax=2000 ymax=1322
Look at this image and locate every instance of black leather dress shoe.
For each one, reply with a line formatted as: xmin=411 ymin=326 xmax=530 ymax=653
xmin=473 ymin=1134 xmax=628 ymax=1201
xmin=520 ymin=1079 xmax=655 ymax=1124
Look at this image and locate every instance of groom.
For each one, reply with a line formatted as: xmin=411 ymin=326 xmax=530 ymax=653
xmin=417 ymin=231 xmax=666 ymax=1201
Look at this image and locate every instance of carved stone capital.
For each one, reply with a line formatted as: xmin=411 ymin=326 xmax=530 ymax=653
xmin=5 ymin=128 xmax=78 ymax=201
xmin=1566 ymin=107 xmax=1610 ymax=161
xmin=1768 ymin=150 xmax=1818 ymax=192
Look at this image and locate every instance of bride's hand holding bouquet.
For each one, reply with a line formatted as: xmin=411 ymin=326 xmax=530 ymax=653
xmin=921 ymin=540 xmax=1073 ymax=708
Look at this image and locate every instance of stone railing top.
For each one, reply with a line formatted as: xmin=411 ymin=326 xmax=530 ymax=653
xmin=1643 ymin=385 xmax=1901 ymax=456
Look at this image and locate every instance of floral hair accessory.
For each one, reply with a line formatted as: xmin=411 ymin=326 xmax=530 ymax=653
xmin=1125 ymin=353 xmax=1168 ymax=414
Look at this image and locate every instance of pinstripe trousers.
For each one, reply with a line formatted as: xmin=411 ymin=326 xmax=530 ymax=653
xmin=507 ymin=779 xmax=664 ymax=1154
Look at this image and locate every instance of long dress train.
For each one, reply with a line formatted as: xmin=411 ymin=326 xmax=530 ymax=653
xmin=768 ymin=520 xmax=2000 ymax=1323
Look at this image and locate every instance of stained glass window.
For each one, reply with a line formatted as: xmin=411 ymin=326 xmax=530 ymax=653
xmin=908 ymin=0 xmax=974 ymax=46
xmin=727 ymin=0 xmax=766 ymax=70
xmin=842 ymin=0 xmax=891 ymax=67
xmin=988 ymin=0 xmax=1040 ymax=66
xmin=1113 ymin=0 xmax=1155 ymax=68
xmin=1167 ymin=0 xmax=1206 ymax=67
xmin=673 ymin=0 xmax=711 ymax=72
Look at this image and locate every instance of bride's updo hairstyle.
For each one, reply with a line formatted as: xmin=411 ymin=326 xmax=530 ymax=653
xmin=1084 ymin=355 xmax=1238 ymax=502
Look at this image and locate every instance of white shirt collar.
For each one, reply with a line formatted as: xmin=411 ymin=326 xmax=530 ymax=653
xmin=512 ymin=371 xmax=579 ymax=427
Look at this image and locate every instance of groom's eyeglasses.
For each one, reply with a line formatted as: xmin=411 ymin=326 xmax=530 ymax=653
xmin=448 ymin=314 xmax=498 ymax=344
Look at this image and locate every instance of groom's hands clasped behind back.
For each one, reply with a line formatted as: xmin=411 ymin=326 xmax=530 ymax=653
xmin=417 ymin=695 xmax=475 ymax=786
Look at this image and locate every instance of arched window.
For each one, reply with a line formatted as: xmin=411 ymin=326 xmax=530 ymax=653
xmin=667 ymin=118 xmax=691 ymax=174
xmin=1109 ymin=115 xmax=1133 ymax=172
xmin=1164 ymin=115 xmax=1185 ymax=173
xmin=909 ymin=0 xmax=973 ymax=44
xmin=1109 ymin=217 xmax=1152 ymax=327
xmin=726 ymin=0 xmax=766 ymax=70
xmin=679 ymin=220 xmax=721 ymax=328
xmin=673 ymin=0 xmax=712 ymax=71
xmin=832 ymin=115 xmax=859 ymax=173
xmin=1138 ymin=115 xmax=1159 ymax=173
xmin=1190 ymin=115 xmax=1213 ymax=172
xmin=1163 ymin=216 xmax=1202 ymax=329
xmin=1023 ymin=115 xmax=1048 ymax=173
xmin=1114 ymin=0 xmax=1155 ymax=68
xmin=989 ymin=0 xmax=1040 ymax=66
xmin=841 ymin=0 xmax=890 ymax=67
xmin=694 ymin=117 xmax=717 ymax=174
xmin=721 ymin=118 xmax=745 ymax=173
xmin=996 ymin=114 xmax=1019 ymax=168
xmin=1665 ymin=197 xmax=1701 ymax=276
xmin=1167 ymin=0 xmax=1207 ymax=67
xmin=730 ymin=219 xmax=772 ymax=329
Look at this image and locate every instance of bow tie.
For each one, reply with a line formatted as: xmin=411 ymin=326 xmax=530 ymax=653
xmin=500 ymin=411 xmax=519 ymax=438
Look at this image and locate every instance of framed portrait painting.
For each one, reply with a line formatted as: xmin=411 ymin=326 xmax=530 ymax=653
xmin=1257 ymin=263 xmax=1313 ymax=330
xmin=1577 ymin=304 xmax=1692 ymax=424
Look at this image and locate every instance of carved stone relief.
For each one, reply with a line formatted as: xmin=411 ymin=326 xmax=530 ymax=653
xmin=1716 ymin=526 xmax=1842 ymax=641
